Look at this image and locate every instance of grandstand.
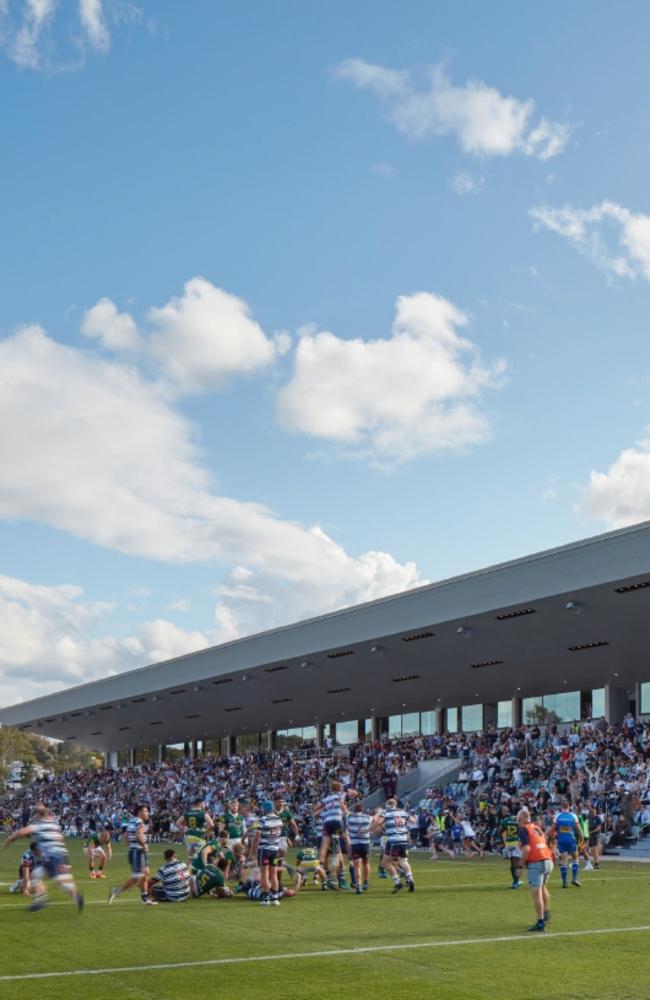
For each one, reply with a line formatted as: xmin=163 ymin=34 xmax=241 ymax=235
xmin=1 ymin=520 xmax=650 ymax=766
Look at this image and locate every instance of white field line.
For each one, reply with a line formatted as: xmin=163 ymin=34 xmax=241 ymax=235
xmin=3 ymin=924 xmax=650 ymax=981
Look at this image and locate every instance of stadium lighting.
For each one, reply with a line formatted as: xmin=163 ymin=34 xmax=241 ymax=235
xmin=370 ymin=645 xmax=384 ymax=655
xmin=456 ymin=625 xmax=471 ymax=638
xmin=565 ymin=600 xmax=581 ymax=614
xmin=300 ymin=660 xmax=314 ymax=672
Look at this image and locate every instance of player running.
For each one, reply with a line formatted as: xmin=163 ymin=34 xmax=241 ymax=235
xmin=108 ymin=804 xmax=157 ymax=906
xmin=4 ymin=803 xmax=84 ymax=913
xmin=501 ymin=807 xmax=523 ymax=888
xmin=85 ymin=827 xmax=112 ymax=879
xmin=553 ymin=801 xmax=582 ymax=888
xmin=347 ymin=803 xmax=372 ymax=894
xmin=372 ymin=798 xmax=415 ymax=894
xmin=517 ymin=807 xmax=554 ymax=932
xmin=175 ymin=798 xmax=215 ymax=860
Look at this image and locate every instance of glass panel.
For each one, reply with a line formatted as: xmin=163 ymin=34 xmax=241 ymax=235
xmin=301 ymin=726 xmax=317 ymax=744
xmin=590 ymin=688 xmax=605 ymax=719
xmin=401 ymin=713 xmax=420 ymax=736
xmin=364 ymin=718 xmax=374 ymax=740
xmin=117 ymin=749 xmax=129 ymax=768
xmin=543 ymin=691 xmax=580 ymax=722
xmin=497 ymin=700 xmax=512 ymax=728
xmin=420 ymin=710 xmax=437 ymax=736
xmin=164 ymin=743 xmax=185 ymax=762
xmin=335 ymin=720 xmax=359 ymax=745
xmin=641 ymin=682 xmax=650 ymax=715
xmin=522 ymin=697 xmax=543 ymax=723
xmin=446 ymin=707 xmax=458 ymax=732
xmin=236 ymin=733 xmax=260 ymax=754
xmin=135 ymin=746 xmax=155 ymax=764
xmin=388 ymin=714 xmax=402 ymax=738
xmin=202 ymin=739 xmax=221 ymax=757
xmin=461 ymin=704 xmax=483 ymax=732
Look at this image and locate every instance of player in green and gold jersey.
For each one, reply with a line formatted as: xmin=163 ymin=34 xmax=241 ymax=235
xmin=175 ymin=798 xmax=215 ymax=860
xmin=221 ymin=799 xmax=246 ymax=846
xmin=85 ymin=828 xmax=112 ymax=879
xmin=501 ymin=806 xmax=522 ymax=889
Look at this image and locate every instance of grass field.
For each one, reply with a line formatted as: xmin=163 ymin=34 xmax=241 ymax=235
xmin=1 ymin=840 xmax=649 ymax=1000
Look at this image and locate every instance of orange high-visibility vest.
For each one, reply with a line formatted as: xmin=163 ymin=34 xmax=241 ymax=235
xmin=523 ymin=823 xmax=552 ymax=863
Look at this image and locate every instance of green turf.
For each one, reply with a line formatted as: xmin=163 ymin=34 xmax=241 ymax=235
xmin=1 ymin=840 xmax=649 ymax=1000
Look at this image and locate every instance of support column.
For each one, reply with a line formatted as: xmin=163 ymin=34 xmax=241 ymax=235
xmin=511 ymin=697 xmax=522 ymax=728
xmin=605 ymin=684 xmax=628 ymax=725
xmin=315 ymin=725 xmax=324 ymax=748
xmin=357 ymin=719 xmax=366 ymax=742
xmin=128 ymin=748 xmax=135 ymax=766
xmin=229 ymin=735 xmax=237 ymax=755
xmin=435 ymin=707 xmax=444 ymax=735
xmin=192 ymin=740 xmax=200 ymax=758
xmin=371 ymin=717 xmax=380 ymax=741
xmin=104 ymin=751 xmax=118 ymax=769
xmin=156 ymin=745 xmax=164 ymax=763
xmin=483 ymin=703 xmax=497 ymax=729
xmin=263 ymin=730 xmax=275 ymax=751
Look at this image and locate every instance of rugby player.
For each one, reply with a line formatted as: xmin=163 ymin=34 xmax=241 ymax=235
xmin=174 ymin=798 xmax=215 ymax=860
xmin=150 ymin=849 xmax=191 ymax=903
xmin=294 ymin=846 xmax=326 ymax=890
xmin=190 ymin=855 xmax=233 ymax=899
xmin=553 ymin=801 xmax=582 ymax=888
xmin=4 ymin=803 xmax=84 ymax=913
xmin=85 ymin=827 xmax=112 ymax=879
xmin=8 ymin=842 xmax=43 ymax=898
xmin=500 ymin=806 xmax=523 ymax=888
xmin=347 ymin=802 xmax=371 ymax=894
xmin=250 ymin=800 xmax=283 ymax=905
xmin=108 ymin=804 xmax=156 ymax=906
xmin=221 ymin=799 xmax=246 ymax=847
xmin=517 ymin=807 xmax=553 ymax=932
xmin=313 ymin=780 xmax=350 ymax=888
xmin=372 ymin=798 xmax=415 ymax=894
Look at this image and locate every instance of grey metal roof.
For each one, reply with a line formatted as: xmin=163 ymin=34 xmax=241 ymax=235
xmin=2 ymin=519 xmax=650 ymax=751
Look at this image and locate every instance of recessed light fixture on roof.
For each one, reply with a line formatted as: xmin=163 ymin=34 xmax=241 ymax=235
xmin=118 ymin=726 xmax=131 ymax=731
xmin=90 ymin=731 xmax=102 ymax=736
xmin=184 ymin=714 xmax=200 ymax=719
xmin=264 ymin=664 xmax=288 ymax=673
xmin=495 ymin=608 xmax=536 ymax=620
xmin=131 ymin=697 xmax=147 ymax=704
xmin=224 ymin=706 xmax=243 ymax=712
xmin=300 ymin=661 xmax=313 ymax=671
xmin=402 ymin=631 xmax=435 ymax=643
xmin=327 ymin=686 xmax=352 ymax=694
xmin=70 ymin=712 xmax=82 ymax=718
xmin=149 ymin=721 xmax=163 ymax=726
xmin=327 ymin=650 xmax=355 ymax=659
xmin=567 ymin=640 xmax=609 ymax=652
xmin=213 ymin=678 xmax=233 ymax=685
xmin=392 ymin=674 xmax=421 ymax=683
xmin=169 ymin=688 xmax=187 ymax=695
xmin=99 ymin=706 xmax=113 ymax=711
xmin=565 ymin=600 xmax=581 ymax=615
xmin=66 ymin=736 xmax=77 ymax=740
xmin=470 ymin=659 xmax=504 ymax=669
xmin=370 ymin=645 xmax=384 ymax=655
xmin=456 ymin=625 xmax=471 ymax=638
xmin=271 ymin=697 xmax=293 ymax=704
xmin=615 ymin=581 xmax=650 ymax=593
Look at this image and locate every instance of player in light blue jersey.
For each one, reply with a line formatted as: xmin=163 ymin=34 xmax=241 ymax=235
xmin=553 ymin=801 xmax=582 ymax=888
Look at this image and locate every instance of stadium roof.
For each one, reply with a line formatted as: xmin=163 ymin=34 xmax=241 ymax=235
xmin=2 ymin=521 xmax=650 ymax=752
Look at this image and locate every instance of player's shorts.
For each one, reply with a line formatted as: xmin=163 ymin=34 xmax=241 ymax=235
xmin=128 ymin=846 xmax=148 ymax=877
xmin=315 ymin=836 xmax=323 ymax=853
xmin=385 ymin=842 xmax=408 ymax=860
xmin=191 ymin=864 xmax=225 ymax=897
xmin=257 ymin=847 xmax=280 ymax=867
xmin=86 ymin=845 xmax=106 ymax=861
xmin=350 ymin=843 xmax=369 ymax=860
xmin=526 ymin=859 xmax=553 ymax=888
xmin=277 ymin=837 xmax=288 ymax=854
xmin=588 ymin=833 xmax=600 ymax=848
xmin=323 ymin=820 xmax=343 ymax=837
xmin=503 ymin=845 xmax=522 ymax=859
xmin=557 ymin=836 xmax=577 ymax=855
xmin=40 ymin=853 xmax=70 ymax=879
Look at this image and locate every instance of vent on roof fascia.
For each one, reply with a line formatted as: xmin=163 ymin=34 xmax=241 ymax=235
xmin=224 ymin=706 xmax=243 ymax=713
xmin=568 ymin=640 xmax=609 ymax=652
xmin=18 ymin=724 xmax=32 ymax=730
xmin=90 ymin=731 xmax=102 ymax=736
xmin=184 ymin=714 xmax=200 ymax=719
xmin=118 ymin=726 xmax=131 ymax=731
xmin=470 ymin=659 xmax=505 ymax=669
xmin=213 ymin=678 xmax=233 ymax=686
xmin=99 ymin=706 xmax=113 ymax=711
xmin=131 ymin=697 xmax=147 ymax=704
xmin=264 ymin=664 xmax=288 ymax=673
xmin=271 ymin=697 xmax=293 ymax=704
xmin=169 ymin=688 xmax=187 ymax=695
xmin=392 ymin=674 xmax=421 ymax=683
xmin=149 ymin=721 xmax=163 ymax=726
xmin=327 ymin=650 xmax=355 ymax=659
xmin=327 ymin=686 xmax=352 ymax=694
xmin=402 ymin=631 xmax=435 ymax=643
xmin=615 ymin=581 xmax=650 ymax=594
xmin=495 ymin=608 xmax=536 ymax=620
xmin=65 ymin=736 xmax=77 ymax=740
xmin=45 ymin=717 xmax=56 ymax=723
xmin=70 ymin=712 xmax=82 ymax=718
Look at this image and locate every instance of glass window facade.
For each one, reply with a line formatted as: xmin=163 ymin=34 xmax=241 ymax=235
xmin=446 ymin=707 xmax=458 ymax=732
xmin=591 ymin=688 xmax=605 ymax=719
xmin=497 ymin=700 xmax=513 ymax=728
xmin=420 ymin=710 xmax=438 ymax=736
xmin=461 ymin=704 xmax=483 ymax=732
xmin=401 ymin=713 xmax=420 ymax=736
xmin=335 ymin=719 xmax=359 ymax=745
xmin=641 ymin=682 xmax=650 ymax=715
xmin=236 ymin=733 xmax=260 ymax=754
xmin=523 ymin=691 xmax=580 ymax=723
xmin=363 ymin=719 xmax=374 ymax=739
xmin=388 ymin=715 xmax=402 ymax=738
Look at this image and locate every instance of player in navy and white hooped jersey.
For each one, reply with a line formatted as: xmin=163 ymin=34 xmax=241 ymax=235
xmin=9 ymin=843 xmax=43 ymax=898
xmin=250 ymin=801 xmax=283 ymax=906
xmin=150 ymin=850 xmax=191 ymax=902
xmin=347 ymin=804 xmax=372 ymax=894
xmin=313 ymin=780 xmax=347 ymax=881
xmin=371 ymin=798 xmax=415 ymax=894
xmin=108 ymin=804 xmax=157 ymax=906
xmin=4 ymin=803 xmax=84 ymax=913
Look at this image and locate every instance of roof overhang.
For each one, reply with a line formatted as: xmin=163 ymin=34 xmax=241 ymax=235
xmin=2 ymin=521 xmax=650 ymax=751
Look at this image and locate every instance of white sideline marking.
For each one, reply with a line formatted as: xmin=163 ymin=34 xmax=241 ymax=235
xmin=2 ymin=924 xmax=650 ymax=981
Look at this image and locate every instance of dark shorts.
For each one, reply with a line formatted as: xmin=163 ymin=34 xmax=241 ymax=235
xmin=128 ymin=846 xmax=147 ymax=876
xmin=323 ymin=820 xmax=343 ymax=837
xmin=41 ymin=854 xmax=69 ymax=879
xmin=588 ymin=833 xmax=600 ymax=847
xmin=350 ymin=843 xmax=369 ymax=860
xmin=386 ymin=842 xmax=408 ymax=860
xmin=257 ymin=847 xmax=280 ymax=867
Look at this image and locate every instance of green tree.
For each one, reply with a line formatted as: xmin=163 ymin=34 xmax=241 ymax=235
xmin=0 ymin=727 xmax=37 ymax=792
xmin=525 ymin=703 xmax=561 ymax=726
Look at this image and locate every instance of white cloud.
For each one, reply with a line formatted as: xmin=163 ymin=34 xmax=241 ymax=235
xmin=81 ymin=297 xmax=141 ymax=351
xmin=370 ymin=161 xmax=396 ymax=177
xmin=578 ymin=436 xmax=650 ymax=527
xmin=0 ymin=322 xmax=422 ymax=626
xmin=336 ymin=59 xmax=570 ymax=160
xmin=277 ymin=292 xmax=506 ymax=463
xmin=7 ymin=0 xmax=56 ymax=69
xmin=451 ymin=171 xmax=484 ymax=196
xmin=531 ymin=200 xmax=650 ymax=282
xmin=166 ymin=598 xmax=190 ymax=612
xmin=78 ymin=0 xmax=109 ymax=51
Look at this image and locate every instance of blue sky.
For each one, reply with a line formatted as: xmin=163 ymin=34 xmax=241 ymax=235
xmin=2 ymin=0 xmax=650 ymax=706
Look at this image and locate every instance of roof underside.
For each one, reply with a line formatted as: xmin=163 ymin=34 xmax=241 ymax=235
xmin=2 ymin=521 xmax=650 ymax=751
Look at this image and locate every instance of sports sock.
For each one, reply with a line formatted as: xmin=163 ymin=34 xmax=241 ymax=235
xmin=571 ymin=862 xmax=579 ymax=881
xmin=560 ymin=864 xmax=568 ymax=885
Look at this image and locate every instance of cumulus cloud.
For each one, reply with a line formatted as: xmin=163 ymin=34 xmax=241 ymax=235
xmin=276 ymin=292 xmax=506 ymax=463
xmin=451 ymin=171 xmax=484 ymax=196
xmin=81 ymin=277 xmax=280 ymax=392
xmin=0 ymin=323 xmax=422 ymax=618
xmin=0 ymin=0 xmax=138 ymax=71
xmin=336 ymin=59 xmax=570 ymax=160
xmin=578 ymin=436 xmax=650 ymax=528
xmin=530 ymin=200 xmax=650 ymax=282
